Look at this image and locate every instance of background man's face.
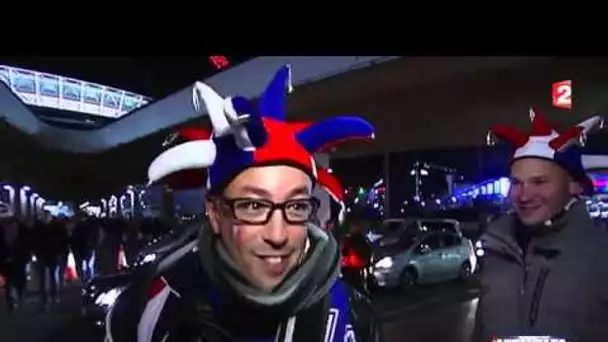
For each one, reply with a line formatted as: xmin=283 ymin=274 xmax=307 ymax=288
xmin=207 ymin=165 xmax=312 ymax=292
xmin=312 ymin=184 xmax=331 ymax=227
xmin=349 ymin=219 xmax=366 ymax=234
xmin=509 ymin=158 xmax=579 ymax=226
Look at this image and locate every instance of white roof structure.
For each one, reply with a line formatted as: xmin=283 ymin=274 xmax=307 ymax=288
xmin=0 ymin=65 xmax=152 ymax=118
xmin=0 ymin=56 xmax=400 ymax=153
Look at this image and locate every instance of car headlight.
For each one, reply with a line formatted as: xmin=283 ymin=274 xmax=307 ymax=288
xmin=133 ymin=253 xmax=157 ymax=267
xmin=475 ymin=240 xmax=483 ymax=249
xmin=142 ymin=253 xmax=157 ymax=263
xmin=375 ymin=256 xmax=393 ymax=269
xmin=94 ymin=287 xmax=124 ymax=307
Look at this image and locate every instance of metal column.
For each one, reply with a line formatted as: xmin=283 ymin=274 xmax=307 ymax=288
xmin=384 ymin=153 xmax=391 ymax=217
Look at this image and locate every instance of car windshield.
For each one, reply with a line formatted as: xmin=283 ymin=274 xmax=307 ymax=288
xmin=378 ymin=221 xmax=420 ymax=247
xmin=374 ymin=229 xmax=427 ymax=259
xmin=418 ymin=220 xmax=456 ymax=234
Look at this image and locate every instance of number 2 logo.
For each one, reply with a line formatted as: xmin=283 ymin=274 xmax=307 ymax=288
xmin=552 ymin=80 xmax=572 ymax=110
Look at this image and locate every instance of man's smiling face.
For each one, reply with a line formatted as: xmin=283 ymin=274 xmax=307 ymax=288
xmin=206 ymin=165 xmax=314 ymax=292
xmin=509 ymin=158 xmax=580 ymax=226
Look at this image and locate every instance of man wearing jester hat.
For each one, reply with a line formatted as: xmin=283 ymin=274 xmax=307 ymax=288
xmin=105 ymin=66 xmax=382 ymax=342
xmin=472 ymin=108 xmax=608 ymax=342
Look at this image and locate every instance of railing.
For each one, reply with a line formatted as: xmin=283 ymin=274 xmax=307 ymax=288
xmin=0 ymin=65 xmax=152 ymax=118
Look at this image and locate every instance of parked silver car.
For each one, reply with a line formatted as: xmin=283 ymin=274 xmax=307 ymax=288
xmin=370 ymin=230 xmax=477 ymax=291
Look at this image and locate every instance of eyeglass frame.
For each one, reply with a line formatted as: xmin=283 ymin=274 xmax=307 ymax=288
xmin=214 ymin=196 xmax=321 ymax=225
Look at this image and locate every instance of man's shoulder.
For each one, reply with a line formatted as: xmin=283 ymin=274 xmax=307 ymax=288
xmin=115 ymin=249 xmax=204 ymax=306
xmin=334 ymin=278 xmax=382 ymax=342
xmin=480 ymin=214 xmax=514 ymax=242
xmin=579 ymin=219 xmax=608 ymax=259
xmin=335 ymin=278 xmax=370 ymax=304
xmin=339 ymin=279 xmax=374 ymax=320
xmin=114 ymin=236 xmax=203 ymax=306
xmin=107 ymin=246 xmax=210 ymax=341
xmin=151 ymin=245 xmax=209 ymax=297
xmin=485 ymin=213 xmax=512 ymax=230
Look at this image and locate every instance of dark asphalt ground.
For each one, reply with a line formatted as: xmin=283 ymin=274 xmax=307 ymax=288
xmin=0 ymin=279 xmax=480 ymax=342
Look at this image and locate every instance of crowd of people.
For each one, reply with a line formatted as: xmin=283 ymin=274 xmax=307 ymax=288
xmin=0 ymin=214 xmax=172 ymax=313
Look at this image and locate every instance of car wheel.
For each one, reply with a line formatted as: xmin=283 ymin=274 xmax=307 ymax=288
xmin=459 ymin=261 xmax=472 ymax=280
xmin=399 ymin=268 xmax=417 ymax=292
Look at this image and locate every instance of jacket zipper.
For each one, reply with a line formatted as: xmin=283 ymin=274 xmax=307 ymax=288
xmin=521 ymin=265 xmax=528 ymax=296
xmin=528 ymin=266 xmax=550 ymax=327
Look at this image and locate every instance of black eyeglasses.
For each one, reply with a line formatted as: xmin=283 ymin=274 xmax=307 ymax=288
xmin=219 ymin=197 xmax=320 ymax=225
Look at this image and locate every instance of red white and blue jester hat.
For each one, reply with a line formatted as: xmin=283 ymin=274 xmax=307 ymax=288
xmin=490 ymin=106 xmax=601 ymax=194
xmin=147 ymin=65 xmax=373 ymax=221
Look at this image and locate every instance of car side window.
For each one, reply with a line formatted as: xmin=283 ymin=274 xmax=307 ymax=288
xmin=398 ymin=221 xmax=418 ymax=239
xmin=441 ymin=233 xmax=461 ymax=248
xmin=415 ymin=234 xmax=442 ymax=255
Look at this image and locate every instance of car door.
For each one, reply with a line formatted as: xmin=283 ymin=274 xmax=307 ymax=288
xmin=411 ymin=233 xmax=443 ymax=282
xmin=436 ymin=232 xmax=466 ymax=279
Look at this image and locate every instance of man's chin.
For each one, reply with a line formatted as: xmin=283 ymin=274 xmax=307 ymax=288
xmin=249 ymin=274 xmax=287 ymax=293
xmin=517 ymin=213 xmax=548 ymax=227
xmin=247 ymin=264 xmax=295 ymax=292
xmin=515 ymin=207 xmax=541 ymax=225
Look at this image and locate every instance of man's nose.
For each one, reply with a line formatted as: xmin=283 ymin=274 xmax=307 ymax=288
xmin=262 ymin=209 xmax=288 ymax=247
xmin=515 ymin=184 xmax=533 ymax=202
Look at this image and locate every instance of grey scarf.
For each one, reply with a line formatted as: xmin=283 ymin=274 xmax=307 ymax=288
xmin=198 ymin=223 xmax=340 ymax=315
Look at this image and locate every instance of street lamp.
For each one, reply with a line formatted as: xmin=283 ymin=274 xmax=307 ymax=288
xmin=109 ymin=195 xmax=118 ymax=217
xmin=19 ymin=186 xmax=31 ymax=218
xmin=29 ymin=193 xmax=39 ymax=218
xmin=138 ymin=189 xmax=147 ymax=210
xmin=2 ymin=185 xmax=15 ymax=216
xmin=126 ymin=187 xmax=135 ymax=218
xmin=36 ymin=197 xmax=45 ymax=218
xmin=100 ymin=198 xmax=107 ymax=215
xmin=119 ymin=194 xmax=128 ymax=217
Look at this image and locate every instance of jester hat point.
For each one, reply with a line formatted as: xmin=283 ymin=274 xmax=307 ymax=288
xmin=148 ymin=65 xmax=374 ymax=210
xmin=490 ymin=106 xmax=601 ymax=194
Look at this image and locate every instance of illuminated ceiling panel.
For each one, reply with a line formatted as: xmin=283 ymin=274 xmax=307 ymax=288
xmin=0 ymin=65 xmax=153 ymax=118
